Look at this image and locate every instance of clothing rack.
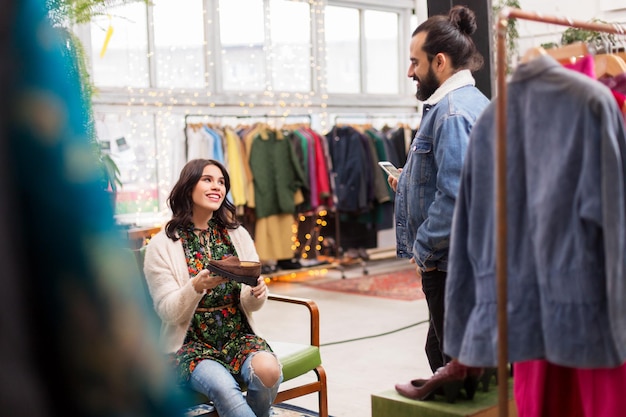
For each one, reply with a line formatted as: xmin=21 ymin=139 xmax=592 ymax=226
xmin=184 ymin=113 xmax=312 ymax=124
xmin=495 ymin=8 xmax=626 ymax=417
xmin=333 ymin=113 xmax=420 ymax=126
xmin=184 ymin=113 xmax=313 ymax=160
xmin=328 ymin=114 xmax=411 ymax=275
xmin=183 ymin=113 xmax=343 ymax=274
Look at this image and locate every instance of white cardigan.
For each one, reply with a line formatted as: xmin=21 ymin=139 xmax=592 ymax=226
xmin=143 ymin=225 xmax=266 ymax=353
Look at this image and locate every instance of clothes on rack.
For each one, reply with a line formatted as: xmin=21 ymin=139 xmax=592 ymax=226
xmin=324 ymin=124 xmax=395 ymax=254
xmin=224 ymin=126 xmax=249 ymax=207
xmin=185 ymin=123 xmax=226 ymax=162
xmin=382 ymin=123 xmax=413 ymax=169
xmin=325 ymin=125 xmax=374 ymax=213
xmin=486 ymin=8 xmax=626 ymax=417
xmin=445 ymin=53 xmax=626 ymax=413
xmin=600 ymin=72 xmax=626 ymax=95
xmin=247 ymin=126 xmax=308 ymax=218
xmin=247 ymin=125 xmax=308 ymax=261
xmin=325 ymin=124 xmax=411 ymax=211
xmin=289 ymin=126 xmax=333 ymax=212
xmin=183 ymin=118 xmax=413 ymax=264
xmin=183 ymin=120 xmax=336 ymax=265
xmin=562 ymin=52 xmax=626 ymax=118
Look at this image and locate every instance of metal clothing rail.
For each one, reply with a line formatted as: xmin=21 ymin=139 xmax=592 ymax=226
xmin=184 ymin=113 xmax=312 ymax=125
xmin=495 ymin=8 xmax=626 ymax=417
xmin=184 ymin=113 xmax=312 ymax=160
xmin=333 ymin=113 xmax=421 ymax=125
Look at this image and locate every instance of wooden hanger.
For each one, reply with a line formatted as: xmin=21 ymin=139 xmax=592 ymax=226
xmin=281 ymin=122 xmax=310 ymax=131
xmin=186 ymin=122 xmax=204 ymax=132
xmin=594 ymin=53 xmax=626 ymax=78
xmin=615 ymin=51 xmax=626 ymax=62
xmin=610 ymin=51 xmax=626 ymax=71
xmin=546 ymin=41 xmax=589 ymax=64
xmin=521 ymin=42 xmax=589 ymax=65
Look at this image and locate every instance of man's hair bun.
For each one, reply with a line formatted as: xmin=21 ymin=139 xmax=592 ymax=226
xmin=449 ymin=5 xmax=477 ymax=36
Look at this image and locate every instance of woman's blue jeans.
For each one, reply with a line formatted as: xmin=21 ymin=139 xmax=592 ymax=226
xmin=189 ymin=353 xmax=283 ymax=417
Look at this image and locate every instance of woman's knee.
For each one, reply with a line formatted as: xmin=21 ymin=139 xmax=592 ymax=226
xmin=250 ymin=352 xmax=282 ymax=387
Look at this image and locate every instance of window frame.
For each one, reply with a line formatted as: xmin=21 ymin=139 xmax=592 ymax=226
xmin=76 ymin=0 xmax=416 ymax=109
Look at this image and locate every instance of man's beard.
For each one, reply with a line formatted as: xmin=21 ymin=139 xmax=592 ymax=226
xmin=415 ymin=65 xmax=440 ymax=101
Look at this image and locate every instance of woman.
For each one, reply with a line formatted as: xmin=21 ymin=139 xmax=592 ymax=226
xmin=144 ymin=159 xmax=282 ymax=417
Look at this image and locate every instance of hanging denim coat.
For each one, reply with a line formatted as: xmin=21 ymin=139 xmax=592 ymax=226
xmin=445 ymin=55 xmax=626 ymax=368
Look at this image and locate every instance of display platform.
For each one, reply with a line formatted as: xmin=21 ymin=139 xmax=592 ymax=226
xmin=371 ymin=379 xmax=517 ymax=417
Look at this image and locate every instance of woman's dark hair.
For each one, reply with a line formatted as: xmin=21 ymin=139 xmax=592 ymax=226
xmin=165 ymin=158 xmax=239 ymax=241
xmin=413 ymin=5 xmax=483 ymax=72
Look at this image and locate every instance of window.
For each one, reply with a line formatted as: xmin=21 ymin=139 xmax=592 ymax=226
xmin=219 ymin=0 xmax=266 ymax=91
xmin=325 ymin=6 xmax=360 ymax=93
xmin=87 ymin=1 xmax=404 ymax=95
xmin=90 ymin=3 xmax=149 ymax=87
xmin=269 ymin=0 xmax=312 ymax=92
xmin=364 ymin=10 xmax=399 ymax=94
xmin=153 ymin=0 xmax=206 ymax=88
xmin=325 ymin=5 xmax=400 ymax=94
xmin=218 ymin=0 xmax=312 ymax=92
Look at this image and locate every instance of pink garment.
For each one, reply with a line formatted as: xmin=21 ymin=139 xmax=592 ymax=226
xmin=514 ymin=360 xmax=626 ymax=417
xmin=564 ymin=54 xmax=626 ymax=118
xmin=562 ymin=54 xmax=597 ymax=78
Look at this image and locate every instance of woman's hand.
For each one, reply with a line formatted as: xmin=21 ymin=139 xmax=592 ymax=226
xmin=192 ymin=270 xmax=227 ymax=293
xmin=249 ymin=277 xmax=267 ymax=299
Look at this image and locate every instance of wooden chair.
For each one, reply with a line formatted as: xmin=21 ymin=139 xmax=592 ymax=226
xmin=131 ymin=248 xmax=328 ymax=417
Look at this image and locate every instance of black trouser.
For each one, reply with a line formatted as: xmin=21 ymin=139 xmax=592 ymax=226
xmin=421 ymin=269 xmax=451 ymax=373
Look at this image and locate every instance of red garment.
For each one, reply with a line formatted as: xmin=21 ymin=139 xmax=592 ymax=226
xmin=611 ymin=90 xmax=626 ymax=112
xmin=298 ymin=127 xmax=333 ymax=209
xmin=309 ymin=128 xmax=333 ymax=208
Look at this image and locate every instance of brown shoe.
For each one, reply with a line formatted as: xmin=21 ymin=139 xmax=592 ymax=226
xmin=206 ymin=256 xmax=261 ymax=286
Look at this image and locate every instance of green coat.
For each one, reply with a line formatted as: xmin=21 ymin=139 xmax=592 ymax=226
xmin=249 ymin=128 xmax=308 ymax=219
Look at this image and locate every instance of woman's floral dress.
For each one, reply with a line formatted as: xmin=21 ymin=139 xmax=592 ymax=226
xmin=171 ymin=220 xmax=272 ymax=384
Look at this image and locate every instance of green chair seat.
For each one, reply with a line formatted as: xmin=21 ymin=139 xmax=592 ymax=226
xmin=271 ymin=341 xmax=322 ymax=382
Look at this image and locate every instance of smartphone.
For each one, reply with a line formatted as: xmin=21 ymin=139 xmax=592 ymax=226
xmin=378 ymin=161 xmax=401 ymax=179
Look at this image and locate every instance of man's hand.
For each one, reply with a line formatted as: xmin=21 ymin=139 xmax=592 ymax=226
xmin=387 ymin=168 xmax=402 ymax=192
xmin=410 ymin=257 xmax=436 ymax=279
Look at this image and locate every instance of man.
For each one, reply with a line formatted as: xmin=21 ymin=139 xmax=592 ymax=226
xmin=388 ymin=5 xmax=489 ymax=400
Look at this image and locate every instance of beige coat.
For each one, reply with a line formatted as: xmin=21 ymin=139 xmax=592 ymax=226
xmin=143 ymin=225 xmax=266 ymax=353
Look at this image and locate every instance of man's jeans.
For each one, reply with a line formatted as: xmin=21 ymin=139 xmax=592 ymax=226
xmin=190 ymin=353 xmax=283 ymax=417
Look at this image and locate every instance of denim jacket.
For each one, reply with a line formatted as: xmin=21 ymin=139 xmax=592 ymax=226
xmin=395 ymin=70 xmax=489 ymax=271
xmin=445 ymin=55 xmax=626 ymax=368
